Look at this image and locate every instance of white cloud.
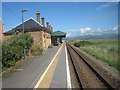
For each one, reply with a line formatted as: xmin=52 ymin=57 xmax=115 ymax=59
xmin=100 ymin=3 xmax=112 ymax=8
xmin=112 ymin=26 xmax=118 ymax=31
xmin=97 ymin=28 xmax=102 ymax=32
xmin=80 ymin=27 xmax=93 ymax=34
xmin=66 ymin=26 xmax=118 ymax=37
xmin=66 ymin=29 xmax=80 ymax=37
xmin=96 ymin=2 xmax=117 ymax=10
xmin=66 ymin=33 xmax=72 ymax=37
xmin=94 ymin=26 xmax=118 ymax=34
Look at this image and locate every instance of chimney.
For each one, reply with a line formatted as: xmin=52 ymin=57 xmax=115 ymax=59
xmin=49 ymin=25 xmax=51 ymax=30
xmin=51 ymin=27 xmax=53 ymax=32
xmin=36 ymin=11 xmax=40 ymax=23
xmin=41 ymin=17 xmax=45 ymax=27
xmin=46 ymin=22 xmax=49 ymax=29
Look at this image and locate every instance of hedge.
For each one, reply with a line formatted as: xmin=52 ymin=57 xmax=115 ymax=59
xmin=74 ymin=41 xmax=94 ymax=47
xmin=2 ymin=33 xmax=34 ymax=70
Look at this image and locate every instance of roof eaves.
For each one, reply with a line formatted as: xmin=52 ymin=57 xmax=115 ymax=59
xmin=3 ymin=29 xmax=14 ymax=34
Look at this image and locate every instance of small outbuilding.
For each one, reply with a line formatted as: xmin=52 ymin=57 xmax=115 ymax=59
xmin=51 ymin=30 xmax=66 ymax=46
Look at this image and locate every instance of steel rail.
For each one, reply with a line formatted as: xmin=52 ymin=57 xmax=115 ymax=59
xmin=66 ymin=43 xmax=84 ymax=89
xmin=66 ymin=43 xmax=114 ymax=89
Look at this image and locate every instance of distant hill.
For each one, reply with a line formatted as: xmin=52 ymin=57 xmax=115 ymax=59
xmin=65 ymin=34 xmax=119 ymax=40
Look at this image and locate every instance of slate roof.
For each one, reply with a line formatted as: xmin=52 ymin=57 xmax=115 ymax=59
xmin=3 ymin=18 xmax=48 ymax=34
xmin=51 ymin=30 xmax=66 ymax=37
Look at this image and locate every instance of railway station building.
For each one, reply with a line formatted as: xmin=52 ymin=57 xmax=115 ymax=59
xmin=2 ymin=11 xmax=66 ymax=49
xmin=3 ymin=11 xmax=52 ymax=49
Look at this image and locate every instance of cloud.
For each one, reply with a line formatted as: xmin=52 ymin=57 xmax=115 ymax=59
xmin=66 ymin=29 xmax=81 ymax=37
xmin=94 ymin=26 xmax=118 ymax=35
xmin=66 ymin=26 xmax=118 ymax=37
xmin=80 ymin=27 xmax=93 ymax=34
xmin=96 ymin=2 xmax=117 ymax=10
xmin=100 ymin=3 xmax=112 ymax=8
xmin=66 ymin=33 xmax=72 ymax=37
xmin=112 ymin=26 xmax=118 ymax=31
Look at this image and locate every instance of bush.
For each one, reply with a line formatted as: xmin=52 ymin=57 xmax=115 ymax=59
xmin=2 ymin=33 xmax=34 ymax=70
xmin=74 ymin=41 xmax=93 ymax=47
xmin=74 ymin=42 xmax=81 ymax=47
xmin=3 ymin=60 xmax=15 ymax=68
xmin=31 ymin=45 xmax=43 ymax=56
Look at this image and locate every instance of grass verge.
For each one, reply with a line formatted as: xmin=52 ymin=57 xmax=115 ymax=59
xmin=72 ymin=39 xmax=119 ymax=71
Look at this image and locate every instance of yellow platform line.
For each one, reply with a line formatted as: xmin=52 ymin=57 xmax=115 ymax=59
xmin=34 ymin=43 xmax=64 ymax=89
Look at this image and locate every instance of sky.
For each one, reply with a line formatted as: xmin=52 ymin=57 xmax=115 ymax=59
xmin=1 ymin=0 xmax=119 ymax=2
xmin=2 ymin=2 xmax=118 ymax=37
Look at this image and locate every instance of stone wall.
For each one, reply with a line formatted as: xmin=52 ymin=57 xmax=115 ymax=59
xmin=30 ymin=30 xmax=51 ymax=48
xmin=3 ymin=35 xmax=12 ymax=40
xmin=46 ymin=32 xmax=51 ymax=47
xmin=0 ymin=20 xmax=3 ymax=41
xmin=29 ymin=31 xmax=41 ymax=46
xmin=3 ymin=29 xmax=51 ymax=49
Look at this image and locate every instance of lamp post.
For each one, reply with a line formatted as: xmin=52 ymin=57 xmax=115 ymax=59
xmin=22 ymin=9 xmax=28 ymax=59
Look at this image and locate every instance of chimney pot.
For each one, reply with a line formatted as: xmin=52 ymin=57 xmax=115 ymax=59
xmin=46 ymin=22 xmax=49 ymax=29
xmin=49 ymin=25 xmax=51 ymax=30
xmin=36 ymin=11 xmax=40 ymax=23
xmin=41 ymin=17 xmax=45 ymax=27
xmin=51 ymin=27 xmax=53 ymax=32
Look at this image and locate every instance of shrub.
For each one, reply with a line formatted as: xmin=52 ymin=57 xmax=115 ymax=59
xmin=74 ymin=42 xmax=81 ymax=47
xmin=74 ymin=41 xmax=93 ymax=47
xmin=4 ymin=60 xmax=15 ymax=68
xmin=31 ymin=44 xmax=43 ymax=56
xmin=2 ymin=33 xmax=34 ymax=70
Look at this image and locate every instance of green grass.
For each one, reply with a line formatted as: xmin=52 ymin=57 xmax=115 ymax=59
xmin=72 ymin=39 xmax=119 ymax=71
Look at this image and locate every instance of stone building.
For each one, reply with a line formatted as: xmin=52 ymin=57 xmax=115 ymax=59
xmin=3 ymin=11 xmax=52 ymax=48
xmin=0 ymin=19 xmax=4 ymax=41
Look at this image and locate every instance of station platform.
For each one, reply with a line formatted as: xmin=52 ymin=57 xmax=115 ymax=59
xmin=34 ymin=42 xmax=71 ymax=88
xmin=3 ymin=42 xmax=71 ymax=89
xmin=3 ymin=45 xmax=60 ymax=88
xmin=50 ymin=43 xmax=67 ymax=88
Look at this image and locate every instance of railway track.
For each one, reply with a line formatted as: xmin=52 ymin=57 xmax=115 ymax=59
xmin=66 ymin=43 xmax=115 ymax=89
